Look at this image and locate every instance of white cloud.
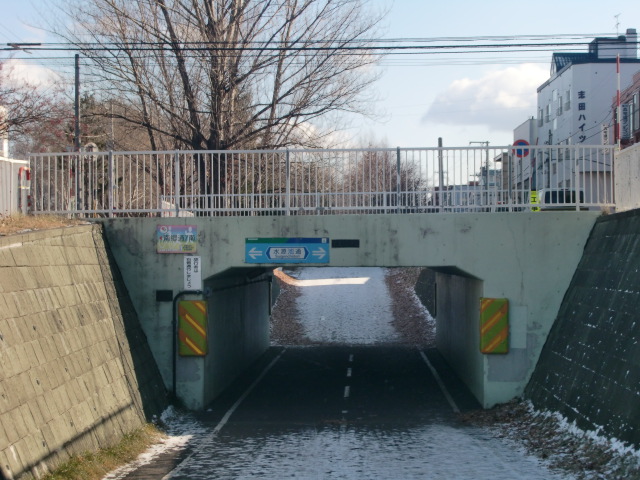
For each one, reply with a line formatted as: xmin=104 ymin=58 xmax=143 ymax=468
xmin=422 ymin=63 xmax=548 ymax=131
xmin=3 ymin=58 xmax=61 ymax=87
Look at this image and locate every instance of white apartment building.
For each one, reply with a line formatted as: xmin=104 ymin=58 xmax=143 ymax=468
xmin=537 ymin=29 xmax=639 ymax=148
xmin=515 ymin=29 xmax=640 ymax=204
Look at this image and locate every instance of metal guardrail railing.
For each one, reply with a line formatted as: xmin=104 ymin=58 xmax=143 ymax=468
xmin=28 ymin=145 xmax=616 ymax=217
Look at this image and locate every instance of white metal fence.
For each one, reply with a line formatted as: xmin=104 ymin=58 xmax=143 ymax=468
xmin=28 ymin=145 xmax=616 ymax=217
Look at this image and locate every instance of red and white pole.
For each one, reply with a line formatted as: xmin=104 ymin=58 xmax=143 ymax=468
xmin=617 ymin=54 xmax=621 ymax=148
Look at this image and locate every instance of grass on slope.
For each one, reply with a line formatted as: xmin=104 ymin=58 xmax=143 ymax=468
xmin=40 ymin=424 xmax=164 ymax=480
xmin=0 ymin=214 xmax=87 ymax=236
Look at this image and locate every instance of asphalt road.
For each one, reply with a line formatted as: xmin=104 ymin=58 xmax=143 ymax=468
xmin=111 ymin=346 xmax=569 ymax=479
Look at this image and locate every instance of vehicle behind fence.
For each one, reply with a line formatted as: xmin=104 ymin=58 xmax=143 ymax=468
xmin=28 ymin=146 xmax=616 ymax=217
xmin=1 ymin=157 xmax=30 ymax=217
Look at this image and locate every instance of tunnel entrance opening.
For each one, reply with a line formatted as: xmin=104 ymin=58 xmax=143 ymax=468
xmin=270 ymin=266 xmax=436 ymax=348
xmin=264 ymin=266 xmax=484 ymax=411
xmin=174 ymin=263 xmax=488 ymax=411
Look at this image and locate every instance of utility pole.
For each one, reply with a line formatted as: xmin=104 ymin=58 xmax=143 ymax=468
xmin=74 ymin=53 xmax=80 ymax=152
xmin=72 ymin=53 xmax=81 ymax=213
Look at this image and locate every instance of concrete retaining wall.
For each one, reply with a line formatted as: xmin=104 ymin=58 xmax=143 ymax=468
xmin=526 ymin=209 xmax=640 ymax=446
xmin=0 ymin=224 xmax=166 ymax=479
xmin=614 ymin=143 xmax=640 ymax=213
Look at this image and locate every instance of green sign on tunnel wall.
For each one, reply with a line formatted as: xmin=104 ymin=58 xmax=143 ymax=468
xmin=480 ymin=297 xmax=509 ymax=354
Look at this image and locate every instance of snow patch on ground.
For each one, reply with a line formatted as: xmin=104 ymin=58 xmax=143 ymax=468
xmin=529 ymin=403 xmax=640 ymax=476
xmin=294 ymin=267 xmax=399 ymax=344
xmin=102 ymin=407 xmax=206 ymax=480
xmin=466 ymin=399 xmax=640 ymax=479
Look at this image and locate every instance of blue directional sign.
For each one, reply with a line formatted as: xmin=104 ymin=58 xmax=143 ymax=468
xmin=245 ymin=237 xmax=330 ymax=264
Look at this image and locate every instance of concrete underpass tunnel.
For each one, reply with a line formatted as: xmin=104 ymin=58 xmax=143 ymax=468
xmin=174 ymin=264 xmax=487 ymax=411
xmin=269 ymin=265 xmax=486 ymax=408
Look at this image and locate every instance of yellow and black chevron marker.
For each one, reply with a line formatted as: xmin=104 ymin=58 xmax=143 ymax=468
xmin=178 ymin=300 xmax=208 ymax=356
xmin=480 ymin=297 xmax=509 ymax=354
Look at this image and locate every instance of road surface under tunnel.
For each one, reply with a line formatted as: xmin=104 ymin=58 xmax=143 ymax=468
xmin=158 ymin=344 xmax=567 ymax=479
xmin=110 ymin=268 xmax=571 ymax=479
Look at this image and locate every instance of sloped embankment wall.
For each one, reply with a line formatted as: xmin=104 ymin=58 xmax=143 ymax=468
xmin=0 ymin=224 xmax=166 ymax=479
xmin=526 ymin=209 xmax=640 ymax=446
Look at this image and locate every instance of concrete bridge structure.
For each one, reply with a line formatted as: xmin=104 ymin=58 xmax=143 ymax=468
xmin=27 ymin=144 xmax=631 ymax=411
xmin=102 ymin=212 xmax=598 ymax=410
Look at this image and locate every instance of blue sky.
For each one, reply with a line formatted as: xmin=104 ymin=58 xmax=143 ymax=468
xmin=2 ymin=0 xmax=639 ymax=148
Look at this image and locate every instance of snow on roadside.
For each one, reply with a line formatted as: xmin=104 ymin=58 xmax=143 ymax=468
xmin=102 ymin=407 xmax=206 ymax=480
xmin=462 ymin=400 xmax=640 ymax=480
xmin=384 ymin=267 xmax=435 ymax=345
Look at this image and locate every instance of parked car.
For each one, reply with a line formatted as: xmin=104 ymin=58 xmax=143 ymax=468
xmin=537 ymin=188 xmax=585 ymax=211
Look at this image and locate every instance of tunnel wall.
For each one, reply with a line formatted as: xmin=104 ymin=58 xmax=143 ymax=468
xmin=176 ymin=274 xmax=271 ymax=410
xmin=435 ymin=272 xmax=484 ymax=402
xmin=526 ymin=208 xmax=640 ymax=446
xmin=0 ymin=225 xmax=166 ymax=479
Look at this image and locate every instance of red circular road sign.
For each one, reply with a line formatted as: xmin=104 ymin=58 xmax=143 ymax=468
xmin=512 ymin=139 xmax=530 ymax=157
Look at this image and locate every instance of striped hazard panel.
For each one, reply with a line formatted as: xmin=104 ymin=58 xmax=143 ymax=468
xmin=178 ymin=300 xmax=208 ymax=356
xmin=480 ymin=298 xmax=509 ymax=354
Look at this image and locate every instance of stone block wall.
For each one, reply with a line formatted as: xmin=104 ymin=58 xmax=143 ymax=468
xmin=526 ymin=209 xmax=640 ymax=447
xmin=0 ymin=224 xmax=166 ymax=479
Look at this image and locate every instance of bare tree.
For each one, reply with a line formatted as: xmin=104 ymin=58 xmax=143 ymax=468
xmin=0 ymin=61 xmax=65 ymax=148
xmin=55 ymin=0 xmax=383 ymax=152
xmin=345 ymin=146 xmax=428 ymax=211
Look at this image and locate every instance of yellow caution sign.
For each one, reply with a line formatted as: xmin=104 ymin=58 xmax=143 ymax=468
xmin=480 ymin=298 xmax=509 ymax=354
xmin=530 ymin=190 xmax=540 ymax=212
xmin=178 ymin=300 xmax=208 ymax=356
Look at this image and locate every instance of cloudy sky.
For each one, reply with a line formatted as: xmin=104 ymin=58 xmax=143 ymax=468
xmin=2 ymin=0 xmax=639 ymax=148
xmin=360 ymin=0 xmax=640 ymax=147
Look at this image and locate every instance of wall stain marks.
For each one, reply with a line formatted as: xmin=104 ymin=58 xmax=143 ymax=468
xmin=420 ymin=227 xmax=437 ymax=238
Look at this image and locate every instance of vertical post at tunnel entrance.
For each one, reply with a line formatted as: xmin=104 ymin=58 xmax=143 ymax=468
xmin=396 ymin=146 xmax=401 ymax=214
xmin=285 ymin=149 xmax=291 ymax=216
xmin=438 ymin=138 xmax=444 ymax=209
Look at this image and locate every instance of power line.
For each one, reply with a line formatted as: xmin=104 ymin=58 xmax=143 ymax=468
xmin=1 ymin=41 xmax=613 ymax=53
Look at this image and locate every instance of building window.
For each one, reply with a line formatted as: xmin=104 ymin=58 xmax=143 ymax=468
xmin=565 ymin=89 xmax=571 ymax=111
xmin=545 ymin=104 xmax=551 ymax=123
xmin=538 ymin=108 xmax=543 ymax=127
xmin=557 ymin=95 xmax=563 ymax=115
